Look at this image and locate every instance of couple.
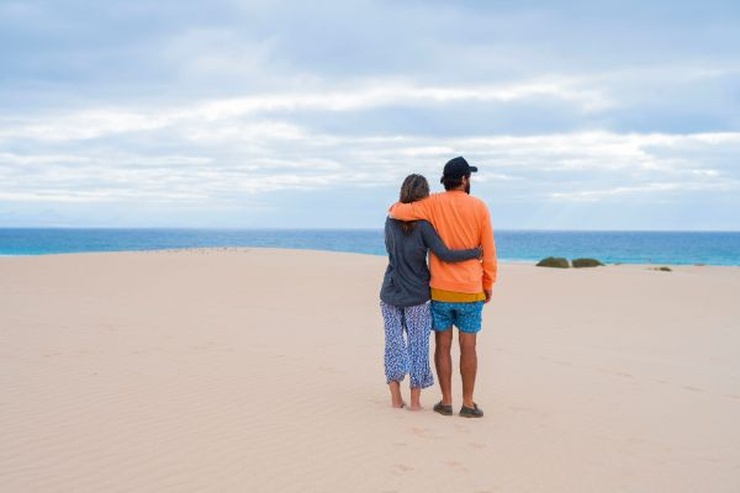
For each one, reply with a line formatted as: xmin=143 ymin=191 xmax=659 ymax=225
xmin=379 ymin=156 xmax=497 ymax=418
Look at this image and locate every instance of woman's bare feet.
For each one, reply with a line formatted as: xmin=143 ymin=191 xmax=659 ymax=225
xmin=409 ymin=388 xmax=422 ymax=411
xmin=389 ymin=381 xmax=405 ymax=408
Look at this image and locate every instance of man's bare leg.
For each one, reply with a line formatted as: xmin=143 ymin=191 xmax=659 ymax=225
xmin=434 ymin=329 xmax=454 ymax=405
xmin=459 ymin=332 xmax=478 ymax=408
xmin=388 ymin=380 xmax=405 ymax=408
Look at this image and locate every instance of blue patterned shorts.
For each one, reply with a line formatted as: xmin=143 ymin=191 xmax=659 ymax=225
xmin=431 ymin=301 xmax=484 ymax=334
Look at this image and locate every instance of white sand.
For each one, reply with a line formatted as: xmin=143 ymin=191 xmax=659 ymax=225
xmin=1 ymin=249 xmax=739 ymax=492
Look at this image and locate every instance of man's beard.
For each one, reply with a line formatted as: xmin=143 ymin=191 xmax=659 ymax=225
xmin=465 ymin=181 xmax=471 ymax=194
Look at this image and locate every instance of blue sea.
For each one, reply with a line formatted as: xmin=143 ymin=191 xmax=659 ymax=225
xmin=0 ymin=228 xmax=739 ymax=266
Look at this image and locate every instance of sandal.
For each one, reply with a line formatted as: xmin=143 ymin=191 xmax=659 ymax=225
xmin=433 ymin=401 xmax=453 ymax=416
xmin=459 ymin=403 xmax=484 ymax=418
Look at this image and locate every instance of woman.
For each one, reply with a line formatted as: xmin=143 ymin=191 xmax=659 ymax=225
xmin=380 ymin=174 xmax=480 ymax=410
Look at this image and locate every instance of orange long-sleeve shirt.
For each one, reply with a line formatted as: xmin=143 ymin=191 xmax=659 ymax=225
xmin=389 ymin=191 xmax=497 ymax=294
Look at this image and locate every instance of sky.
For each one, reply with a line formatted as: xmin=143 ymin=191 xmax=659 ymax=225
xmin=1 ymin=0 xmax=739 ymax=230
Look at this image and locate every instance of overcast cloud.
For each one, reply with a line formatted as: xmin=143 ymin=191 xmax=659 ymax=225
xmin=1 ymin=0 xmax=739 ymax=229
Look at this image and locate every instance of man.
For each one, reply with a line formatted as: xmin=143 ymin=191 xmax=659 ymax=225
xmin=388 ymin=156 xmax=497 ymax=418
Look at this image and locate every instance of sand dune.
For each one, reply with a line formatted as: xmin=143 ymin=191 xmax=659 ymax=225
xmin=1 ymin=249 xmax=739 ymax=492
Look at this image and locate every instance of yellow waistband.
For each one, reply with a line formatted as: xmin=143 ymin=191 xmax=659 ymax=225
xmin=430 ymin=288 xmax=486 ymax=302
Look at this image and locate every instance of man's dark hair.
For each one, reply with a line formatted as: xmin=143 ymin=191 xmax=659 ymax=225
xmin=440 ymin=156 xmax=477 ymax=191
xmin=441 ymin=173 xmax=468 ymax=191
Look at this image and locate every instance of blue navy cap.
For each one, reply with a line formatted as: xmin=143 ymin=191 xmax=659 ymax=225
xmin=442 ymin=156 xmax=478 ymax=178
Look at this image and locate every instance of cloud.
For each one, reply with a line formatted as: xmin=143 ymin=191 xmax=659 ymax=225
xmin=549 ymin=181 xmax=737 ymax=202
xmin=0 ymin=78 xmax=614 ymax=142
xmin=1 ymin=0 xmax=739 ymax=228
xmin=3 ymin=128 xmax=737 ymax=205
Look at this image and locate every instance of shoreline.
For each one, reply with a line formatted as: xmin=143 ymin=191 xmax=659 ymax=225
xmin=2 ymin=246 xmax=740 ymax=268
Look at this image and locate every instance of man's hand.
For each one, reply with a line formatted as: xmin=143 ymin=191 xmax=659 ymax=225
xmin=484 ymin=289 xmax=493 ymax=303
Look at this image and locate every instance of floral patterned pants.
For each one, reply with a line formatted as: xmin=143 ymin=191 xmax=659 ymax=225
xmin=380 ymin=301 xmax=434 ymax=389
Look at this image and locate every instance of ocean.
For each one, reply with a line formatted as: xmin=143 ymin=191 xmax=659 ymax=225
xmin=1 ymin=228 xmax=739 ymax=266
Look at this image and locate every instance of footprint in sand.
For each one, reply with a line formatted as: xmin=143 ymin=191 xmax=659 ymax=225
xmin=682 ymin=385 xmax=704 ymax=392
xmin=410 ymin=427 xmax=434 ymax=438
xmin=454 ymin=423 xmax=470 ymax=434
xmin=614 ymin=371 xmax=635 ymax=379
xmin=444 ymin=460 xmax=468 ymax=472
xmin=391 ymin=464 xmax=414 ymax=474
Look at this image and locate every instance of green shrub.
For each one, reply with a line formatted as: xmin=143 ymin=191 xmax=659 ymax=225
xmin=650 ymin=266 xmax=672 ymax=272
xmin=572 ymin=258 xmax=604 ymax=268
xmin=536 ymin=257 xmax=570 ymax=268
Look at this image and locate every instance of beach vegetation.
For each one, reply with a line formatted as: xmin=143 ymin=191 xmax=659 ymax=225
xmin=572 ymin=258 xmax=605 ymax=268
xmin=536 ymin=257 xmax=570 ymax=268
